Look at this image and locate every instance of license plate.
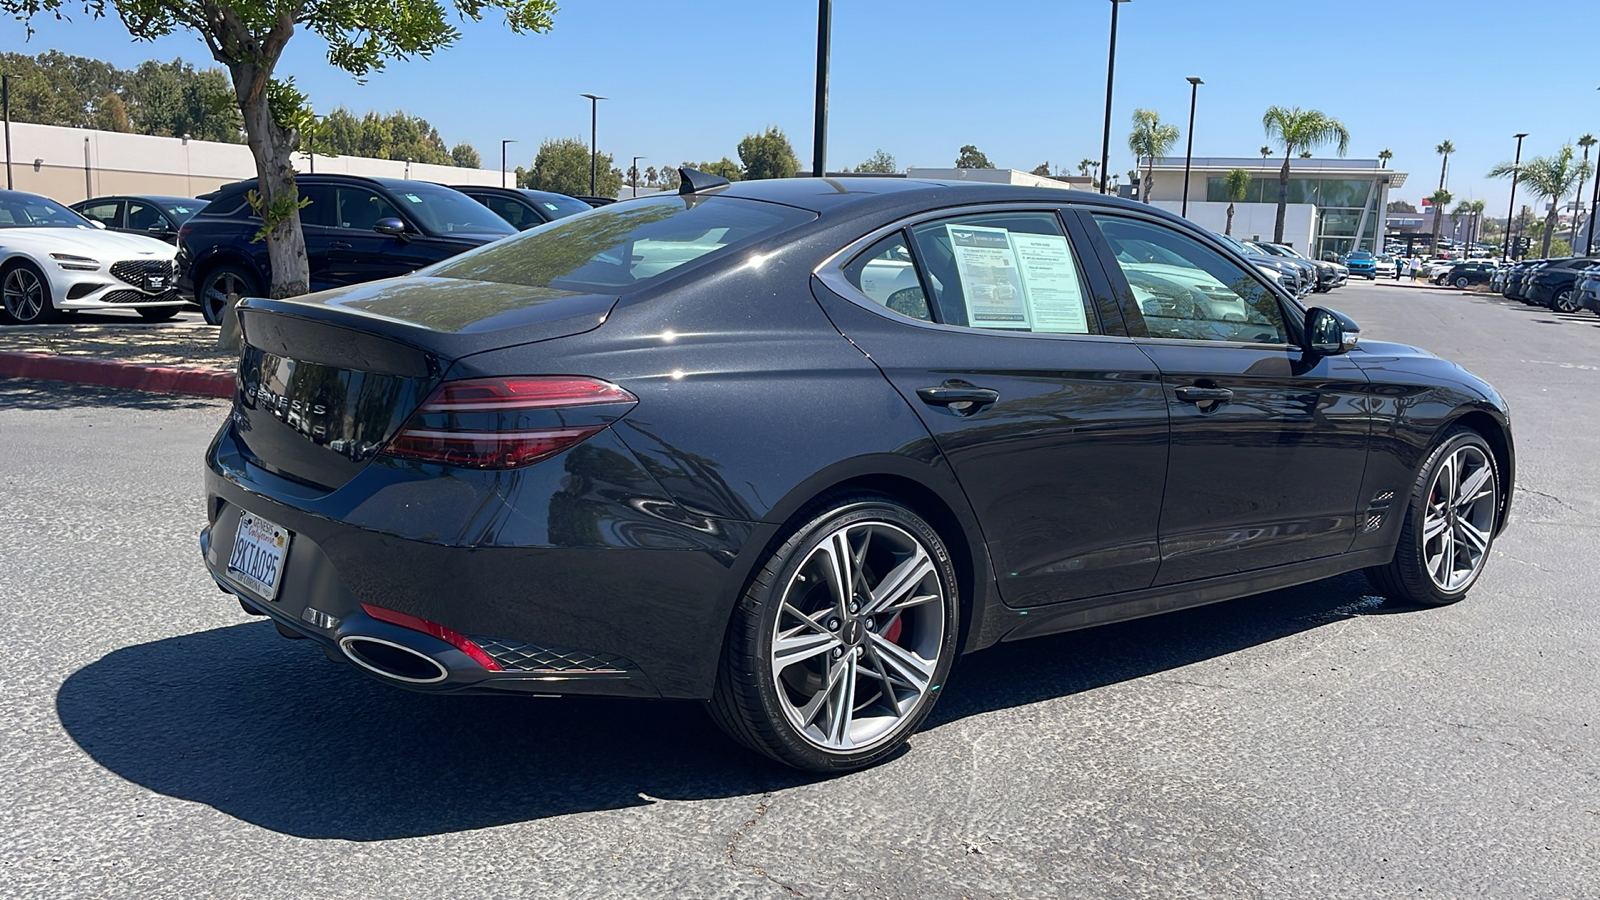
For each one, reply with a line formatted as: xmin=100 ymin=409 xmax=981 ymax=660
xmin=228 ymin=512 xmax=290 ymax=600
xmin=146 ymin=275 xmax=166 ymax=291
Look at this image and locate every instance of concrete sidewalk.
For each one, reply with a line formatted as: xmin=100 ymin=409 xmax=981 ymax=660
xmin=0 ymin=319 xmax=234 ymax=398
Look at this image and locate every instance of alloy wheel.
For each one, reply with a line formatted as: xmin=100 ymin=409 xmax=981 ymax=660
xmin=1552 ymin=289 xmax=1578 ymax=313
xmin=769 ymin=520 xmax=946 ymax=753
xmin=1455 ymin=276 xmax=1470 ymax=288
xmin=203 ymin=270 xmax=248 ymax=324
xmin=2 ymin=267 xmax=49 ymax=323
xmin=1422 ymin=444 xmax=1496 ymax=593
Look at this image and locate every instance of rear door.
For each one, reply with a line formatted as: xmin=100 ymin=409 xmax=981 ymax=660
xmin=78 ymin=200 xmax=124 ymax=231
xmin=1082 ymin=210 xmax=1371 ymax=584
xmin=813 ymin=207 xmax=1170 ymax=606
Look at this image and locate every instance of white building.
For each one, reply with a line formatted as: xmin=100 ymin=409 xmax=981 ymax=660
xmin=0 ymin=121 xmax=503 ymax=203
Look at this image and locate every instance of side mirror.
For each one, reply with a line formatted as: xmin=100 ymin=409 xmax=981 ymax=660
xmin=373 ymin=217 xmax=408 ymax=237
xmin=1306 ymin=307 xmax=1360 ymax=355
xmin=90 ymin=219 xmax=108 ymax=230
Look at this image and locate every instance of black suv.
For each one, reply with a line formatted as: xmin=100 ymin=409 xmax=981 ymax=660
xmin=445 ymin=185 xmax=591 ymax=230
xmin=178 ymin=175 xmax=515 ymax=323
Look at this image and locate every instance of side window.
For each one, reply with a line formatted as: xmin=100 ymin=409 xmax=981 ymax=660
xmin=79 ymin=201 xmax=122 ymax=228
xmin=843 ymin=233 xmax=930 ymax=321
xmin=1091 ymin=214 xmax=1287 ymax=344
xmin=299 ymin=185 xmax=335 ymax=228
xmin=484 ymin=195 xmax=533 ymax=229
xmin=334 ymin=187 xmax=403 ymax=231
xmin=907 ymin=211 xmax=1097 ymax=334
xmin=125 ymin=201 xmax=164 ymax=232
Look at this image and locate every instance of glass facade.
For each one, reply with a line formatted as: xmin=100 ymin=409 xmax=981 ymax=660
xmin=1206 ymin=176 xmax=1384 ymax=256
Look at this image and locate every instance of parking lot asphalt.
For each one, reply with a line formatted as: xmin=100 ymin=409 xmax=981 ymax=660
xmin=0 ymin=282 xmax=1595 ymax=899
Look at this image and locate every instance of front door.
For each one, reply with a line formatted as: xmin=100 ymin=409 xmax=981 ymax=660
xmin=814 ymin=208 xmax=1170 ymax=607
xmin=1083 ymin=211 xmax=1371 ymax=584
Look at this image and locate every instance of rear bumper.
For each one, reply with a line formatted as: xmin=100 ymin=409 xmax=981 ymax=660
xmin=202 ymin=420 xmax=765 ymax=700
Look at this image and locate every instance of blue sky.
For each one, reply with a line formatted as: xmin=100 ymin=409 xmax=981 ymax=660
xmin=7 ymin=0 xmax=1596 ymax=213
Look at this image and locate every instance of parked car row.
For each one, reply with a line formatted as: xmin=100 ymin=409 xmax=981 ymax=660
xmin=0 ymin=177 xmax=594 ymax=326
xmin=1494 ymin=256 xmax=1600 ymax=312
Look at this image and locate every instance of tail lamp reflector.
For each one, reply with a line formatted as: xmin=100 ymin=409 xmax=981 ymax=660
xmin=360 ymin=602 xmax=501 ymax=671
xmin=383 ymin=376 xmax=635 ymax=470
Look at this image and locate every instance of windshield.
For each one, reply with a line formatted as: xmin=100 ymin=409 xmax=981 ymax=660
xmin=0 ymin=192 xmax=93 ymax=228
xmin=427 ymin=194 xmax=816 ymax=293
xmin=391 ymin=185 xmax=516 ymax=237
xmin=523 ymin=191 xmax=593 ymax=220
xmin=163 ymin=201 xmax=206 ymax=224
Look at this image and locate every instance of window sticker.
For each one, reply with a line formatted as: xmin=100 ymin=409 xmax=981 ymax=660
xmin=405 ymin=194 xmax=424 ymax=203
xmin=947 ymin=225 xmax=1030 ymax=329
xmin=946 ymin=224 xmax=1088 ymax=333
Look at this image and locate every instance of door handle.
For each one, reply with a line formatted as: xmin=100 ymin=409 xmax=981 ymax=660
xmin=330 ymin=241 xmax=353 ymax=250
xmin=1175 ymin=386 xmax=1234 ymax=404
xmin=917 ymin=383 xmax=1000 ymax=415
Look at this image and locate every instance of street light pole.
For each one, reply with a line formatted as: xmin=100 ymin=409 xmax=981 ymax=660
xmin=1181 ymin=76 xmax=1202 ymax=217
xmin=1098 ymin=0 xmax=1130 ymax=194
xmin=1503 ymin=133 xmax=1527 ymax=261
xmin=501 ymin=139 xmax=518 ymax=189
xmin=631 ymin=155 xmax=644 ymax=197
xmin=1589 ymin=87 xmax=1600 ymax=255
xmin=580 ymin=93 xmax=605 ymax=196
xmin=812 ymin=0 xmax=832 ymax=178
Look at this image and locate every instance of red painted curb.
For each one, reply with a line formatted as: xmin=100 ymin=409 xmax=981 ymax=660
xmin=0 ymin=351 xmax=234 ymax=398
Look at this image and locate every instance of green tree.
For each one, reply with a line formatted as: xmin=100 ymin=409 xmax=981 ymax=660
xmin=1030 ymin=161 xmax=1052 ymax=176
xmin=1078 ymin=158 xmax=1097 ymax=178
xmin=1127 ymin=109 xmax=1179 ymax=203
xmin=4 ymin=0 xmax=557 ymax=302
xmin=1260 ymin=145 xmax=1272 ymax=158
xmin=1571 ymin=134 xmax=1595 ymax=247
xmin=125 ymin=58 xmax=242 ymax=141
xmin=1378 ymin=147 xmax=1393 ymax=169
xmin=521 ymin=137 xmax=622 ymax=197
xmin=1261 ymin=106 xmax=1350 ymax=242
xmin=955 ymin=145 xmax=994 ymax=169
xmin=644 ymin=165 xmax=658 ymax=186
xmin=659 ymin=165 xmax=684 ymax=191
xmin=1223 ymin=167 xmax=1251 ymax=236
xmin=737 ymin=126 xmax=800 ymax=180
xmin=1488 ymin=145 xmax=1593 ymax=258
xmin=695 ymin=157 xmax=744 ymax=181
xmin=91 ymin=92 xmax=131 ymax=132
xmin=855 ymin=149 xmax=897 ymax=174
xmin=1435 ymin=139 xmax=1455 ymax=191
xmin=1388 ymin=199 xmax=1418 ymax=213
xmin=1428 ymin=188 xmax=1453 ymax=252
xmin=450 ymin=143 xmax=481 ymax=168
xmin=1453 ymin=198 xmax=1486 ymax=249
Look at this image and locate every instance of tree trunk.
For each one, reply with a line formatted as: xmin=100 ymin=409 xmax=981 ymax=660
xmin=1430 ymin=207 xmax=1444 ymax=256
xmin=1572 ymin=152 xmax=1589 ymax=248
xmin=1274 ymin=152 xmax=1292 ymax=243
xmin=1540 ymin=205 xmax=1560 ymax=258
xmin=1144 ymin=158 xmax=1154 ymax=204
xmin=1225 ymin=202 xmax=1235 ymax=236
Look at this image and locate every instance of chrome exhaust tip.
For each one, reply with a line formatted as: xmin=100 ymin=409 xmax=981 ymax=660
xmin=338 ymin=636 xmax=449 ymax=684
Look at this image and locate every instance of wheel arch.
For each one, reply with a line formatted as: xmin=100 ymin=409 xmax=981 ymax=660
xmin=1444 ymin=408 xmax=1515 ymax=535
xmin=192 ymin=247 xmax=265 ymax=292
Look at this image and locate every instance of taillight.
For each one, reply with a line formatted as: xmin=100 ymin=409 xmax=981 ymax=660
xmin=382 ymin=376 xmax=636 ymax=470
xmin=360 ymin=602 xmax=501 ymax=671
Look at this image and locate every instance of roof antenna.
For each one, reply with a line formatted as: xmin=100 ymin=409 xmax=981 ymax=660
xmin=679 ymin=167 xmax=730 ymax=195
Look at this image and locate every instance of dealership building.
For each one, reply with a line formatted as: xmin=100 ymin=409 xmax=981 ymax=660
xmin=1141 ymin=156 xmax=1407 ymax=258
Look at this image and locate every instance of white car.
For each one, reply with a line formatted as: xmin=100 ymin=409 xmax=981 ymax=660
xmin=1373 ymin=256 xmax=1398 ymax=277
xmin=1 ymin=190 xmax=184 ymax=325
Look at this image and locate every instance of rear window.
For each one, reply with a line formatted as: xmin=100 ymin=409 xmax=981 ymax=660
xmin=425 ymin=194 xmax=816 ymax=292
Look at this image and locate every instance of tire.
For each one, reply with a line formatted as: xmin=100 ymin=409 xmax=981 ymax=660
xmin=1551 ymin=288 xmax=1579 ymax=313
xmin=1365 ymin=427 xmax=1500 ymax=606
xmin=1454 ymin=276 xmax=1470 ymax=289
xmin=1 ymin=260 xmax=57 ymax=325
xmin=136 ymin=306 xmax=181 ymax=321
xmin=707 ymin=493 xmax=960 ymax=772
xmin=197 ymin=263 xmax=260 ymax=326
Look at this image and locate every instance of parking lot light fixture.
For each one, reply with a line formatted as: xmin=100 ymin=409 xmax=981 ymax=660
xmin=580 ymin=93 xmax=606 ymax=196
xmin=1503 ymin=133 xmax=1527 ymax=262
xmin=812 ymin=0 xmax=831 ymax=178
xmin=1182 ymin=76 xmax=1202 ymax=216
xmin=1589 ymin=88 xmax=1600 ymax=255
xmin=501 ymin=140 xmax=518 ymax=189
xmin=631 ymin=155 xmax=644 ymax=197
xmin=1099 ymin=0 xmax=1131 ymax=194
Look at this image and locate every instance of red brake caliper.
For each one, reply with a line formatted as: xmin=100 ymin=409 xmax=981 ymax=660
xmin=883 ymin=615 xmax=903 ymax=644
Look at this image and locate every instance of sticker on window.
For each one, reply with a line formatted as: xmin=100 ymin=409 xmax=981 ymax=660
xmin=405 ymin=194 xmax=424 ymax=203
xmin=946 ymin=224 xmax=1089 ymax=333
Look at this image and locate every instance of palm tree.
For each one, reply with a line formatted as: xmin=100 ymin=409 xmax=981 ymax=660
xmin=1261 ymin=106 xmax=1351 ymax=242
xmin=1429 ymin=188 xmax=1453 ymax=253
xmin=1453 ymin=198 xmax=1487 ymax=250
xmin=1127 ymin=109 xmax=1180 ymax=203
xmin=1224 ymin=168 xmax=1251 ymax=236
xmin=1078 ymin=158 xmax=1098 ymax=179
xmin=1488 ymin=145 xmax=1594 ymax=258
xmin=1378 ymin=148 xmax=1393 ymax=169
xmin=1260 ymin=146 xmax=1272 ymax=159
xmin=1571 ymin=134 xmax=1595 ymax=246
xmin=1435 ymin=140 xmax=1455 ymax=191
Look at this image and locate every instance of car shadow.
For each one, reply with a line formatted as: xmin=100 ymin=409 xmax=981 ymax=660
xmin=56 ymin=571 xmax=1405 ymax=840
xmin=0 ymin=377 xmax=225 ymax=411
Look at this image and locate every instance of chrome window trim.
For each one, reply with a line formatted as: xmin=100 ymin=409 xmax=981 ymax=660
xmin=814 ymin=201 xmax=1114 ymax=341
